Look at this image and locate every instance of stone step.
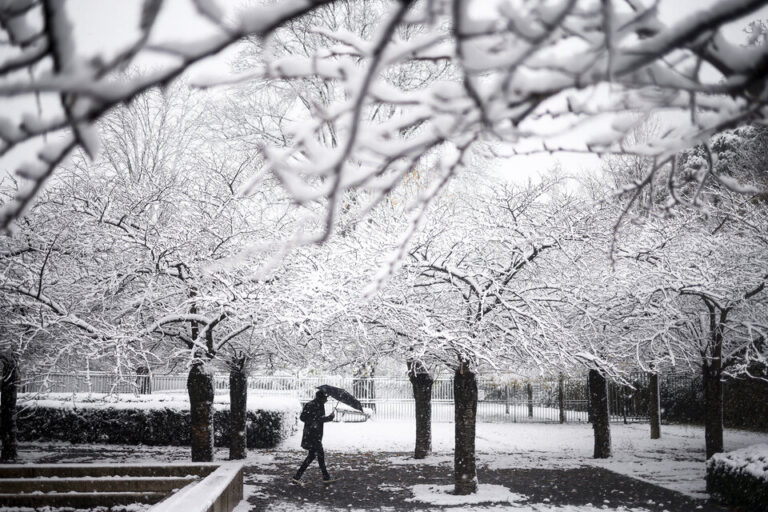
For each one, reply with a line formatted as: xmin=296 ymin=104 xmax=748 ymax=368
xmin=0 ymin=476 xmax=198 ymax=493
xmin=0 ymin=491 xmax=167 ymax=508
xmin=0 ymin=463 xmax=217 ymax=479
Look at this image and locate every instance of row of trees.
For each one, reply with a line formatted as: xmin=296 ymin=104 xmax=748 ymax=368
xmin=1 ymin=92 xmax=766 ymax=490
xmin=356 ymin=159 xmax=767 ymax=491
xmin=2 ymin=0 xmax=768 ymax=234
xmin=1 ymin=0 xmax=767 ymax=496
xmin=0 ymin=85 xmax=342 ymax=461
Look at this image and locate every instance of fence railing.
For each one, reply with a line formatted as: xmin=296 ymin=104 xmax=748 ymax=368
xmin=21 ymin=371 xmax=666 ymax=423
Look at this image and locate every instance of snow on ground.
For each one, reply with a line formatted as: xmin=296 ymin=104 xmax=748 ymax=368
xmin=407 ymin=484 xmax=527 ymax=506
xmin=15 ymin=441 xmax=280 ymax=468
xmin=14 ymin=420 xmax=768 ymax=510
xmin=239 ymin=503 xmax=658 ymax=512
xmin=591 ymin=424 xmax=768 ymax=498
xmin=408 ymin=505 xmax=656 ymax=512
xmin=279 ymin=420 xmax=768 ymax=498
xmin=21 ymin=392 xmax=301 ymax=413
xmin=239 ymin=502 xmax=665 ymax=512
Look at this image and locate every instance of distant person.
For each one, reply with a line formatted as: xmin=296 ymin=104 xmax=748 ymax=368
xmin=292 ymin=390 xmax=337 ymax=485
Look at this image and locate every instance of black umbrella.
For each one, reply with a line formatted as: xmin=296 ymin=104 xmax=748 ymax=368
xmin=317 ymin=384 xmax=364 ymax=413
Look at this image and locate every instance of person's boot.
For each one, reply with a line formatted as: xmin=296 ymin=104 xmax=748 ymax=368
xmin=322 ymin=477 xmax=338 ymax=484
xmin=291 ymin=476 xmax=304 ymax=486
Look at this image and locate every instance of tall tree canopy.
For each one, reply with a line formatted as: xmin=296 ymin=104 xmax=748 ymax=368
xmin=1 ymin=0 xmax=767 ymax=238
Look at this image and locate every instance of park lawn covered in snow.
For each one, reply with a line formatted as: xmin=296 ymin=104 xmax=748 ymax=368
xmin=281 ymin=421 xmax=768 ymax=499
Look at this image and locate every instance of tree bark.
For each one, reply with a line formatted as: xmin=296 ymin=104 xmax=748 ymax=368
xmin=526 ymin=382 xmax=533 ymax=418
xmin=558 ymin=373 xmax=565 ymax=424
xmin=587 ymin=373 xmax=594 ymax=424
xmin=649 ymin=372 xmax=661 ymax=440
xmin=703 ymin=305 xmax=726 ymax=460
xmin=1 ymin=356 xmax=19 ymax=462
xmin=136 ymin=366 xmax=152 ymax=395
xmin=229 ymin=358 xmax=248 ymax=460
xmin=588 ymin=369 xmax=611 ymax=458
xmin=622 ymin=385 xmax=628 ymax=424
xmin=187 ymin=362 xmax=214 ymax=462
xmin=454 ymin=362 xmax=478 ymax=495
xmin=703 ymin=361 xmax=724 ymax=459
xmin=407 ymin=360 xmax=433 ymax=459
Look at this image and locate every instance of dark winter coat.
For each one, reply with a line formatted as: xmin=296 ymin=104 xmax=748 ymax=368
xmin=300 ymin=399 xmax=334 ymax=450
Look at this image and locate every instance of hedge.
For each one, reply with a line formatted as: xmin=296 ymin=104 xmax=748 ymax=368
xmin=661 ymin=372 xmax=768 ymax=432
xmin=15 ymin=394 xmax=299 ymax=449
xmin=706 ymin=444 xmax=768 ymax=511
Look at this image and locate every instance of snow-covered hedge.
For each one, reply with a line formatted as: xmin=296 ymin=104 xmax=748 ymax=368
xmin=706 ymin=444 xmax=768 ymax=510
xmin=17 ymin=393 xmax=299 ymax=449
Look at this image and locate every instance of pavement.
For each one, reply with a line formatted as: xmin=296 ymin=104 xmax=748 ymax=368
xmin=240 ymin=451 xmax=729 ymax=511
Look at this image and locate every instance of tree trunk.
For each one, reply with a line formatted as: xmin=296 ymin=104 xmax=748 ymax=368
xmin=187 ymin=362 xmax=214 ymax=462
xmin=558 ymin=373 xmax=565 ymax=424
xmin=454 ymin=362 xmax=478 ymax=495
xmin=649 ymin=373 xmax=661 ymax=440
xmin=703 ymin=306 xmax=726 ymax=460
xmin=229 ymin=359 xmax=248 ymax=460
xmin=586 ymin=373 xmax=594 ymax=423
xmin=526 ymin=382 xmax=533 ymax=418
xmin=136 ymin=366 xmax=152 ymax=395
xmin=407 ymin=360 xmax=433 ymax=459
xmin=622 ymin=385 xmax=628 ymax=424
xmin=703 ymin=361 xmax=723 ymax=459
xmin=588 ymin=369 xmax=611 ymax=458
xmin=1 ymin=357 xmax=19 ymax=462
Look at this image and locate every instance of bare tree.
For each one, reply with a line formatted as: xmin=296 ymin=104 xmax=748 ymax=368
xmin=2 ymin=0 xmax=768 ymax=487
xmin=0 ymin=353 xmax=19 ymax=462
xmin=378 ymin=177 xmax=591 ymax=493
xmin=2 ymin=0 xmax=768 ymax=247
xmin=561 ymin=186 xmax=767 ymax=460
xmin=0 ymin=85 xmax=317 ymax=461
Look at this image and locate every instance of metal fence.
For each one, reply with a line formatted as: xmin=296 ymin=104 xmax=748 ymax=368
xmin=21 ymin=371 xmax=661 ymax=423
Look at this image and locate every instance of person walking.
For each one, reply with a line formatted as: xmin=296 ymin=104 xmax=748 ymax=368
xmin=292 ymin=390 xmax=337 ymax=485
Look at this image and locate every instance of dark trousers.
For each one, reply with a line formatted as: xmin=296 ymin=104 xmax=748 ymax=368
xmin=294 ymin=445 xmax=330 ymax=480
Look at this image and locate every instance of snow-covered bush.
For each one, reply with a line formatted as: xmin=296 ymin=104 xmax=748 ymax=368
xmin=706 ymin=444 xmax=768 ymax=510
xmin=16 ymin=393 xmax=299 ymax=449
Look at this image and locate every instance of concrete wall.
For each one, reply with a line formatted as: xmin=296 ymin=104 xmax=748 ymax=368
xmin=0 ymin=462 xmax=244 ymax=512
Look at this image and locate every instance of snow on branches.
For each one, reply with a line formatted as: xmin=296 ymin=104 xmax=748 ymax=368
xmin=1 ymin=0 xmax=768 ymax=238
